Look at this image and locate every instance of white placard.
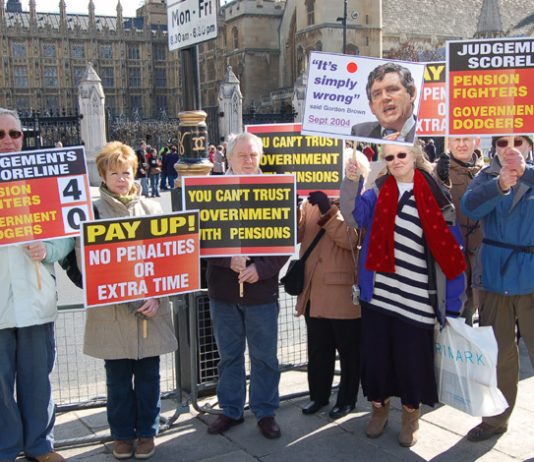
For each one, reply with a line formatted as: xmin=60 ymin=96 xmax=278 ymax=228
xmin=167 ymin=0 xmax=218 ymax=51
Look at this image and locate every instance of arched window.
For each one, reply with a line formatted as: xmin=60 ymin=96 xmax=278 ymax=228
xmin=346 ymin=44 xmax=360 ymax=56
xmin=305 ymin=0 xmax=314 ymax=26
xmin=232 ymin=27 xmax=239 ymax=49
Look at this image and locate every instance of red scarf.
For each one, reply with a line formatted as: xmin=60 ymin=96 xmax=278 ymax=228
xmin=365 ymin=170 xmax=466 ymax=280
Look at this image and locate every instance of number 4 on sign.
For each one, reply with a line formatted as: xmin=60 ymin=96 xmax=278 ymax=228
xmin=57 ymin=175 xmax=87 ymax=204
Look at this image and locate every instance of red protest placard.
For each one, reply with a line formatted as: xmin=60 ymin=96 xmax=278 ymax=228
xmin=81 ymin=211 xmax=200 ymax=307
xmin=448 ymin=37 xmax=534 ymax=136
xmin=246 ymin=123 xmax=343 ymax=196
xmin=416 ymin=62 xmax=446 ymax=136
xmin=182 ymin=174 xmax=296 ymax=257
xmin=0 ymin=146 xmax=92 ymax=246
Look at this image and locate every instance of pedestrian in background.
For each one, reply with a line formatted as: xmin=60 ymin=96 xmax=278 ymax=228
xmin=146 ymin=146 xmax=161 ymax=198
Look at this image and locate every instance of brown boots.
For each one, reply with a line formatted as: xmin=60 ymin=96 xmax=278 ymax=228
xmin=366 ymin=401 xmax=390 ymax=438
xmin=398 ymin=406 xmax=420 ymax=447
xmin=366 ymin=401 xmax=421 ymax=447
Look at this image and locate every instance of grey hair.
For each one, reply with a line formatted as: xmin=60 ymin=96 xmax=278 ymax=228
xmin=226 ymin=132 xmax=264 ymax=159
xmin=366 ymin=63 xmax=416 ymax=102
xmin=0 ymin=108 xmax=22 ymax=128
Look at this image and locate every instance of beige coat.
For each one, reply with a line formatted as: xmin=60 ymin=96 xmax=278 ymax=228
xmin=80 ymin=183 xmax=178 ymax=360
xmin=295 ymin=202 xmax=361 ymax=319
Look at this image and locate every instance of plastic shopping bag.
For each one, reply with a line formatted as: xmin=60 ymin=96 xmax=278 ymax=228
xmin=434 ymin=317 xmax=508 ymax=417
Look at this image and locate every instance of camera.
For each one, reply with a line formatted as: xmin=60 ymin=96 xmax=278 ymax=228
xmin=352 ymin=284 xmax=360 ymax=305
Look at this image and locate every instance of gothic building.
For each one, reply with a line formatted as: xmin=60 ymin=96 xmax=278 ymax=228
xmin=0 ymin=0 xmax=176 ymax=117
xmin=0 ymin=0 xmax=532 ymax=118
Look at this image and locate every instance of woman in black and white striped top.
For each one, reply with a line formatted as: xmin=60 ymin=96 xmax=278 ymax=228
xmin=343 ymin=143 xmax=466 ymax=447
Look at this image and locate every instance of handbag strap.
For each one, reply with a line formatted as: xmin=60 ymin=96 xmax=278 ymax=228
xmin=301 ymin=228 xmax=326 ymax=263
xmin=348 ymin=228 xmax=364 ymax=281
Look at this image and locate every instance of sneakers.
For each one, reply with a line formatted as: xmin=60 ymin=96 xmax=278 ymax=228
xmin=467 ymin=422 xmax=507 ymax=442
xmin=135 ymin=437 xmax=156 ymax=459
xmin=29 ymin=452 xmax=66 ymax=462
xmin=113 ymin=440 xmax=134 ymax=460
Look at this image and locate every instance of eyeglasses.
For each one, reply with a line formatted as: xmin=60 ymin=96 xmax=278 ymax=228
xmin=0 ymin=129 xmax=22 ymax=140
xmin=496 ymin=138 xmax=524 ymax=148
xmin=384 ymin=152 xmax=408 ymax=162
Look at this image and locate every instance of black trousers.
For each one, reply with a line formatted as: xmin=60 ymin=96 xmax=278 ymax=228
xmin=305 ymin=307 xmax=361 ymax=406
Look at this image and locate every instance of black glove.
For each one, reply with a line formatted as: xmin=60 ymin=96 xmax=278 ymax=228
xmin=436 ymin=153 xmax=450 ymax=183
xmin=308 ymin=191 xmax=330 ymax=214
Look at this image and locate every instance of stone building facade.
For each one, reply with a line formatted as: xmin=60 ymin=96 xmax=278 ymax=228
xmin=0 ymin=0 xmax=532 ymax=117
xmin=0 ymin=0 xmax=178 ymax=118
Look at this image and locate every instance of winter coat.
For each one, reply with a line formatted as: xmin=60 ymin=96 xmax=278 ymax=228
xmin=80 ymin=183 xmax=177 ymax=360
xmin=436 ymin=152 xmax=485 ymax=288
xmin=349 ymin=170 xmax=466 ymax=328
xmin=461 ymin=157 xmax=534 ymax=295
xmin=295 ymin=201 xmax=361 ymax=319
xmin=0 ymin=238 xmax=74 ymax=329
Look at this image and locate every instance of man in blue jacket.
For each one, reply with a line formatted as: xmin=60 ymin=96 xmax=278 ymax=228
xmin=461 ymin=134 xmax=534 ymax=442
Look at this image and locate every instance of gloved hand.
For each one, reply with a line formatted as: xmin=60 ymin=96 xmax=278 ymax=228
xmin=436 ymin=153 xmax=451 ymax=183
xmin=308 ymin=191 xmax=331 ymax=214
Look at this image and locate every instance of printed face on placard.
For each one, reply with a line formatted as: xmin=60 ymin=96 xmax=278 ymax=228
xmin=228 ymin=139 xmax=261 ymax=175
xmin=0 ymin=115 xmax=23 ymax=153
xmin=104 ymin=165 xmax=135 ymax=196
xmin=369 ymin=72 xmax=416 ymax=132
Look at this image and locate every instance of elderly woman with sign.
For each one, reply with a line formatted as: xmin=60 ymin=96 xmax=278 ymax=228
xmin=80 ymin=141 xmax=177 ymax=460
xmin=342 ymin=143 xmax=466 ymax=447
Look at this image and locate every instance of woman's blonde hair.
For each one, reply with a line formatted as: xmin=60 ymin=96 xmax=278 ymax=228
xmin=381 ymin=143 xmax=434 ymax=175
xmin=96 ymin=141 xmax=138 ymax=179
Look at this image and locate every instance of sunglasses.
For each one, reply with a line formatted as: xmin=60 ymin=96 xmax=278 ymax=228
xmin=0 ymin=129 xmax=23 ymax=140
xmin=496 ymin=138 xmax=524 ymax=148
xmin=384 ymin=152 xmax=408 ymax=162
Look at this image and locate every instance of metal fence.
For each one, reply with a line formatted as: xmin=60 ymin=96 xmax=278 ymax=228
xmin=52 ymin=288 xmax=307 ymax=417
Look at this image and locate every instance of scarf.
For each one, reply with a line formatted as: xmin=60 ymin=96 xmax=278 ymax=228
xmin=101 ymin=183 xmax=138 ymax=205
xmin=365 ymin=169 xmax=466 ymax=280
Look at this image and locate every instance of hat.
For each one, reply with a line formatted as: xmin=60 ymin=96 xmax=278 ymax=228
xmin=491 ymin=135 xmax=533 ymax=148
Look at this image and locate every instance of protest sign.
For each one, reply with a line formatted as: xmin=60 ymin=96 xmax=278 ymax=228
xmin=246 ymin=123 xmax=343 ymax=196
xmin=302 ymin=51 xmax=425 ymax=145
xmin=81 ymin=211 xmax=200 ymax=307
xmin=447 ymin=37 xmax=534 ymax=136
xmin=416 ymin=62 xmax=446 ymax=136
xmin=0 ymin=146 xmax=92 ymax=246
xmin=182 ymin=175 xmax=296 ymax=257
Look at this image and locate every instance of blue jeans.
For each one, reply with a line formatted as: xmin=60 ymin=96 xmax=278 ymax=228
xmin=0 ymin=323 xmax=56 ymax=460
xmin=209 ymin=299 xmax=280 ymax=421
xmin=150 ymin=174 xmax=160 ymax=197
xmin=139 ymin=177 xmax=149 ymax=196
xmin=104 ymin=357 xmax=161 ymax=440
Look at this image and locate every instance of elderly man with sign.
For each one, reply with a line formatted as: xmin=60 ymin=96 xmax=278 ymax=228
xmin=435 ymin=137 xmax=485 ymax=326
xmin=0 ymin=108 xmax=73 ymax=462
xmin=206 ymin=132 xmax=288 ymax=439
xmin=462 ymin=134 xmax=534 ymax=442
xmin=351 ymin=63 xmax=418 ymax=143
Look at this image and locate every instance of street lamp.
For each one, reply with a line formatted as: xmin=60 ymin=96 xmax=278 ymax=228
xmin=336 ymin=0 xmax=348 ymax=54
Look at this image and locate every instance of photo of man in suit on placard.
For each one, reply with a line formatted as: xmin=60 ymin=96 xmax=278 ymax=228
xmin=351 ymin=63 xmax=417 ymax=143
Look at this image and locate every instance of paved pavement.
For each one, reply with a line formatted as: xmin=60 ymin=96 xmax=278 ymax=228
xmin=21 ymin=337 xmax=533 ymax=462
xmin=39 ymin=188 xmax=534 ymax=462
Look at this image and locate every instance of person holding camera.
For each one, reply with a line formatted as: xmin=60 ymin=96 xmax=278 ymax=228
xmin=341 ymin=143 xmax=466 ymax=447
xmin=296 ymin=150 xmax=369 ymax=419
